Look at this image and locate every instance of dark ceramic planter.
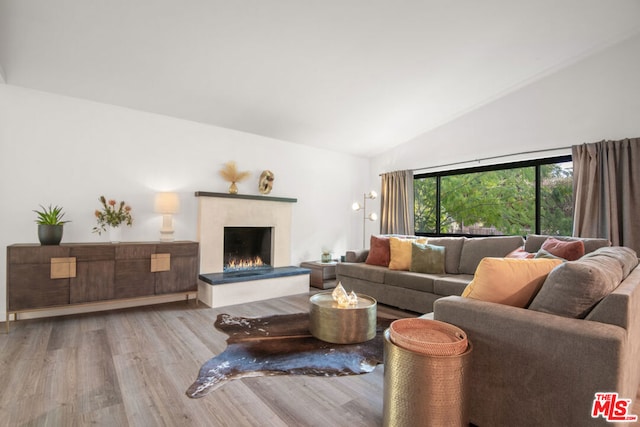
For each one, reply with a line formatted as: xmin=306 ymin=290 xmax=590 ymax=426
xmin=38 ymin=224 xmax=64 ymax=245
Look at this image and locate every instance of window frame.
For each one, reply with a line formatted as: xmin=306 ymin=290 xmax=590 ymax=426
xmin=413 ymin=155 xmax=573 ymax=237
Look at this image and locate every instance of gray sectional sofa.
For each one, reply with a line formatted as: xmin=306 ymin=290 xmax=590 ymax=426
xmin=336 ymin=234 xmax=610 ymax=313
xmin=339 ymin=234 xmax=640 ymax=426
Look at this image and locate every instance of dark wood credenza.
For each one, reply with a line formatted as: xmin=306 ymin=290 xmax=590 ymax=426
xmin=6 ymin=241 xmax=199 ymax=330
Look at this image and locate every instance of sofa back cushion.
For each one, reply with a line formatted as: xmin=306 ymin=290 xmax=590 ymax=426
xmin=528 ymin=247 xmax=633 ymax=318
xmin=458 ymin=236 xmax=525 ymax=275
xmin=581 ymin=246 xmax=638 ymax=279
xmin=524 ymin=234 xmax=610 ymax=255
xmin=461 ymin=257 xmax=562 ymax=308
xmin=426 ymin=237 xmax=465 ymax=274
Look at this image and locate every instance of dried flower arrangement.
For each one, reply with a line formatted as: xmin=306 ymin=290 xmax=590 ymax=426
xmin=219 ymin=161 xmax=250 ymax=194
xmin=92 ymin=196 xmax=133 ymax=234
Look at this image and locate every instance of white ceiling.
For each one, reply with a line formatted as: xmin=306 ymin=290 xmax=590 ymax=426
xmin=1 ymin=1 xmax=640 ymax=157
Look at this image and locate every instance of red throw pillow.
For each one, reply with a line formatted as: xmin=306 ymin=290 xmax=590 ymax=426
xmin=541 ymin=237 xmax=585 ymax=261
xmin=505 ymin=247 xmax=535 ymax=259
xmin=365 ymin=235 xmax=391 ymax=267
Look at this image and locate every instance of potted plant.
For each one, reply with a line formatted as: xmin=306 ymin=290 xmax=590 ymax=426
xmin=33 ymin=204 xmax=70 ymax=245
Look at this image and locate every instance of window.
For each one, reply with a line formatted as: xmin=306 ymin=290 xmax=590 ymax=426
xmin=414 ymin=156 xmax=573 ymax=236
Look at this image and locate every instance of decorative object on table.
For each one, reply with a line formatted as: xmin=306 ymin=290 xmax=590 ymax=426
xmin=33 ymin=204 xmax=70 ymax=245
xmin=92 ymin=196 xmax=133 ymax=242
xmin=219 ymin=161 xmax=250 ymax=194
xmin=331 ymin=282 xmax=358 ymax=307
xmin=258 ymin=170 xmax=274 ymax=194
xmin=321 ymin=249 xmax=332 ymax=263
xmin=154 ymin=192 xmax=180 ymax=241
xmin=186 ymin=312 xmax=395 ymax=398
xmin=352 ymin=190 xmax=378 ymax=247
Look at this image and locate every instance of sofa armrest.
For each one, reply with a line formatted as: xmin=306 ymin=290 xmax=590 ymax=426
xmin=432 ymin=296 xmax=628 ymax=426
xmin=345 ymin=249 xmax=369 ymax=263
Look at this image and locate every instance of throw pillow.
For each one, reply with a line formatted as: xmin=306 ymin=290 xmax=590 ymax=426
xmin=410 ymin=243 xmax=446 ymax=274
xmin=389 ymin=237 xmax=427 ymax=270
xmin=505 ymin=247 xmax=535 ymax=259
xmin=540 ymin=237 xmax=585 ymax=261
xmin=528 ymin=254 xmax=624 ymax=318
xmin=534 ymin=248 xmax=566 ymax=261
xmin=365 ymin=235 xmax=391 ymax=267
xmin=461 ymin=257 xmax=563 ymax=308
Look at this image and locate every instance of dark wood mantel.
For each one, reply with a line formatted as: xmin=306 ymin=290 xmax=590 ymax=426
xmin=194 ymin=191 xmax=297 ymax=203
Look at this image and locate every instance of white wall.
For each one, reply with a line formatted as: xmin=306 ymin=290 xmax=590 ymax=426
xmin=0 ymin=85 xmax=372 ymax=319
xmin=371 ymin=32 xmax=640 ymax=178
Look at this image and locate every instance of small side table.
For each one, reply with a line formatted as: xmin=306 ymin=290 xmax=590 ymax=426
xmin=300 ymin=261 xmax=337 ymax=289
xmin=309 ymin=292 xmax=377 ymax=344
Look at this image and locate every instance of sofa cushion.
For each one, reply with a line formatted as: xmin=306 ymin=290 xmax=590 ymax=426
xmin=506 ymin=247 xmax=535 ymax=259
xmin=458 ymin=236 xmax=525 ymax=275
xmin=426 ymin=237 xmax=465 ymax=274
xmin=581 ymin=246 xmax=638 ymax=279
xmin=528 ymin=251 xmax=625 ymax=318
xmin=365 ymin=235 xmax=390 ymax=267
xmin=336 ymin=263 xmax=387 ymax=284
xmin=384 ymin=270 xmax=435 ymax=293
xmin=524 ymin=234 xmax=610 ymax=255
xmin=433 ymin=275 xmax=474 ymax=297
xmin=410 ymin=243 xmax=445 ymax=274
xmin=540 ymin=237 xmax=585 ymax=261
xmin=461 ymin=257 xmax=562 ymax=308
xmin=389 ymin=237 xmax=426 ymax=271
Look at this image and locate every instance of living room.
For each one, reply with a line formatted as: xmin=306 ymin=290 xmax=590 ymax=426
xmin=1 ymin=2 xmax=640 ymax=426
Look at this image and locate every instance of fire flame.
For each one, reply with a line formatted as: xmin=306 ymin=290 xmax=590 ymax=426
xmin=226 ymin=256 xmax=264 ymax=270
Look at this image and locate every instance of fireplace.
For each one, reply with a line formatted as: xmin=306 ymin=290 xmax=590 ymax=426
xmin=196 ymin=192 xmax=310 ymax=308
xmin=223 ymin=226 xmax=273 ymax=273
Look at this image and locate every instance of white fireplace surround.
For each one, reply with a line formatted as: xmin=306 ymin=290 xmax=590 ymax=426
xmin=195 ymin=192 xmax=308 ymax=308
xmin=197 ymin=192 xmax=295 ymax=274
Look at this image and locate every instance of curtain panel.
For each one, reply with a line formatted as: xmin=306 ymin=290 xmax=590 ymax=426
xmin=380 ymin=170 xmax=415 ymax=235
xmin=572 ymin=138 xmax=640 ymax=253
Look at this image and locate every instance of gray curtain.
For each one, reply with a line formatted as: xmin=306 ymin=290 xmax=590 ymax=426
xmin=572 ymin=138 xmax=640 ymax=253
xmin=380 ymin=170 xmax=415 ymax=235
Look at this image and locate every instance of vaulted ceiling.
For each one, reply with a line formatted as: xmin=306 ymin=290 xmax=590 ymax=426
xmin=1 ymin=1 xmax=639 ymax=157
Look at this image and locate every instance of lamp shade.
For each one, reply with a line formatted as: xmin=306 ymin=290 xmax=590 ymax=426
xmin=154 ymin=192 xmax=180 ymax=214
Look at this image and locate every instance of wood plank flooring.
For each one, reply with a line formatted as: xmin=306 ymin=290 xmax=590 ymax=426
xmin=2 ymin=291 xmax=639 ymax=426
xmin=0 ymin=291 xmax=412 ymax=426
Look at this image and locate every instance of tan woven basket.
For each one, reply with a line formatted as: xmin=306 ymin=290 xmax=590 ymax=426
xmin=389 ymin=318 xmax=468 ymax=356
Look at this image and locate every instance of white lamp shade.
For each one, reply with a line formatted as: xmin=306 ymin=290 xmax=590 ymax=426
xmin=154 ymin=192 xmax=180 ymax=214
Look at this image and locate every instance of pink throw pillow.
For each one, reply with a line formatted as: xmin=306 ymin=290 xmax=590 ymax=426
xmin=365 ymin=235 xmax=391 ymax=267
xmin=506 ymin=247 xmax=535 ymax=259
xmin=541 ymin=237 xmax=585 ymax=261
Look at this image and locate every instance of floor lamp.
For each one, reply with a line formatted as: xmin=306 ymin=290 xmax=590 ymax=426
xmin=352 ymin=191 xmax=378 ymax=248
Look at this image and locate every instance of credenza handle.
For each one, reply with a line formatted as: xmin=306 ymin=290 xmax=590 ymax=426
xmin=50 ymin=257 xmax=77 ymax=279
xmin=151 ymin=253 xmax=171 ymax=272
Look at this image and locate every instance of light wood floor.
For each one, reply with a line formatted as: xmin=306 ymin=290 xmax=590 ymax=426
xmin=2 ymin=291 xmax=639 ymax=427
xmin=0 ymin=291 xmax=413 ymax=427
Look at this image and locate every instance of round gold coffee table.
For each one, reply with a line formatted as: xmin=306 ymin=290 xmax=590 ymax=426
xmin=309 ymin=292 xmax=377 ymax=344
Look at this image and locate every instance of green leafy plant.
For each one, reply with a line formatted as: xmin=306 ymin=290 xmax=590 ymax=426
xmin=33 ymin=204 xmax=70 ymax=226
xmin=92 ymin=196 xmax=133 ymax=235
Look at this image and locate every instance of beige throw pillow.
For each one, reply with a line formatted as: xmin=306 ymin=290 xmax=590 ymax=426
xmin=462 ymin=257 xmax=562 ymax=308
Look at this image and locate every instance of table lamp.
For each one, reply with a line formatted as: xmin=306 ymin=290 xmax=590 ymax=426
xmin=154 ymin=192 xmax=180 ymax=241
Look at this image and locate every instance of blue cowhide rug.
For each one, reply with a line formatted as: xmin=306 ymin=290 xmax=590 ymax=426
xmin=186 ymin=312 xmax=394 ymax=398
